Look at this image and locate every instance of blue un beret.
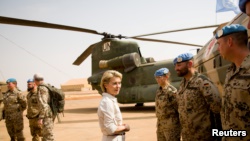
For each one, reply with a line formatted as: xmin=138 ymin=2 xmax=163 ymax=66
xmin=27 ymin=78 xmax=34 ymax=83
xmin=154 ymin=68 xmax=169 ymax=77
xmin=173 ymin=53 xmax=194 ymax=65
xmin=239 ymin=0 xmax=249 ymax=13
xmin=6 ymin=78 xmax=17 ymax=83
xmin=215 ymin=24 xmax=247 ymax=39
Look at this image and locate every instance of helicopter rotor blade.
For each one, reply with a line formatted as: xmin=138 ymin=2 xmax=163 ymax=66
xmin=130 ymin=37 xmax=203 ymax=48
xmin=132 ymin=25 xmax=219 ymax=38
xmin=73 ymin=43 xmax=96 ymax=66
xmin=0 ymin=16 xmax=204 ymax=64
xmin=0 ymin=16 xmax=102 ymax=35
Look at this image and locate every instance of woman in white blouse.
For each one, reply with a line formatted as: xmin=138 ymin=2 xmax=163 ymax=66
xmin=97 ymin=70 xmax=130 ymax=141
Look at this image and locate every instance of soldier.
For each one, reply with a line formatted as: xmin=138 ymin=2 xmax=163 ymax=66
xmin=0 ymin=83 xmax=4 ymax=121
xmin=34 ymin=73 xmax=54 ymax=141
xmin=239 ymin=0 xmax=250 ymax=29
xmin=216 ymin=24 xmax=250 ymax=140
xmin=154 ymin=68 xmax=180 ymax=141
xmin=2 ymin=78 xmax=26 ymax=141
xmin=173 ymin=53 xmax=221 ymax=141
xmin=26 ymin=78 xmax=43 ymax=141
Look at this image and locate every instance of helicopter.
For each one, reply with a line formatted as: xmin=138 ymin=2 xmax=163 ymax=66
xmin=0 ymin=13 xmax=246 ymax=105
xmin=194 ymin=13 xmax=249 ymax=97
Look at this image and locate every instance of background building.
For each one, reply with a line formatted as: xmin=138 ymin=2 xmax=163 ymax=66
xmin=61 ymin=78 xmax=92 ymax=92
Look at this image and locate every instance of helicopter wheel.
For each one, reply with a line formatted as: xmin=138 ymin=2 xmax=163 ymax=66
xmin=135 ymin=103 xmax=144 ymax=107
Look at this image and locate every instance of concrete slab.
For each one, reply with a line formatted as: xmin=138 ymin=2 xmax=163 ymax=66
xmin=0 ymin=94 xmax=157 ymax=141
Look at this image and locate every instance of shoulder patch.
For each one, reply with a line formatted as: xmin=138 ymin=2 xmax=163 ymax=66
xmin=198 ymin=74 xmax=209 ymax=81
xmin=168 ymin=85 xmax=177 ymax=93
xmin=38 ymin=86 xmax=48 ymax=94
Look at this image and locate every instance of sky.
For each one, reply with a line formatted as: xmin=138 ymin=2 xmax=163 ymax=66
xmin=0 ymin=0 xmax=239 ymax=90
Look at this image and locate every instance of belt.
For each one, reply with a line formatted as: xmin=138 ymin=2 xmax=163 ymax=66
xmin=108 ymin=132 xmax=125 ymax=136
xmin=118 ymin=132 xmax=125 ymax=135
xmin=26 ymin=114 xmax=39 ymax=119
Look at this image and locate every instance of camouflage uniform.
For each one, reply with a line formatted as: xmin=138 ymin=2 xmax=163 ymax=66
xmin=177 ymin=71 xmax=221 ymax=141
xmin=3 ymin=88 xmax=27 ymax=141
xmin=221 ymin=54 xmax=250 ymax=141
xmin=37 ymin=82 xmax=54 ymax=141
xmin=155 ymin=84 xmax=180 ymax=141
xmin=27 ymin=89 xmax=42 ymax=141
xmin=0 ymin=90 xmax=3 ymax=121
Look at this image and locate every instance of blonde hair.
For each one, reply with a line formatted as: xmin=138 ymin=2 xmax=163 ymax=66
xmin=164 ymin=72 xmax=171 ymax=86
xmin=100 ymin=70 xmax=123 ymax=92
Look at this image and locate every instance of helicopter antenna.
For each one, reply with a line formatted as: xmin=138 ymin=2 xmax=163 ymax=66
xmin=0 ymin=33 xmax=73 ymax=78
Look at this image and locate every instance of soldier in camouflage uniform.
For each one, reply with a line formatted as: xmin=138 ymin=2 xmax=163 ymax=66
xmin=0 ymin=83 xmax=4 ymax=121
xmin=173 ymin=53 xmax=221 ymax=141
xmin=154 ymin=68 xmax=180 ymax=141
xmin=239 ymin=0 xmax=250 ymax=29
xmin=26 ymin=78 xmax=43 ymax=141
xmin=216 ymin=24 xmax=250 ymax=140
xmin=34 ymin=73 xmax=54 ymax=141
xmin=3 ymin=78 xmax=27 ymax=141
xmin=0 ymin=95 xmax=3 ymax=121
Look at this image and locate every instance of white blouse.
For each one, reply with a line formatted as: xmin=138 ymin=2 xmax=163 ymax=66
xmin=97 ymin=93 xmax=123 ymax=136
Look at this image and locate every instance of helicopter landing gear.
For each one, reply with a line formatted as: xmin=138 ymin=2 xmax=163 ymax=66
xmin=135 ymin=103 xmax=144 ymax=107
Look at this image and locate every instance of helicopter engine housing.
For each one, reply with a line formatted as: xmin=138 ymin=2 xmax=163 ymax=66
xmin=99 ymin=52 xmax=141 ymax=72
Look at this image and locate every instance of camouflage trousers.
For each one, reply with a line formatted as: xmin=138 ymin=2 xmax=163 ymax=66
xmin=157 ymin=128 xmax=180 ymax=141
xmin=156 ymin=119 xmax=181 ymax=141
xmin=29 ymin=118 xmax=43 ymax=141
xmin=5 ymin=117 xmax=25 ymax=141
xmin=41 ymin=117 xmax=54 ymax=141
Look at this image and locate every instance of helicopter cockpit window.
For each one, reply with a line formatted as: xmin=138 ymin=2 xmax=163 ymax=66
xmin=102 ymin=42 xmax=111 ymax=52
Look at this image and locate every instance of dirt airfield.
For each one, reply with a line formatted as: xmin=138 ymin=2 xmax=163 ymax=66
xmin=0 ymin=93 xmax=157 ymax=141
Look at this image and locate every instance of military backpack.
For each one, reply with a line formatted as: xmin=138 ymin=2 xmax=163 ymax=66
xmin=39 ymin=84 xmax=65 ymax=116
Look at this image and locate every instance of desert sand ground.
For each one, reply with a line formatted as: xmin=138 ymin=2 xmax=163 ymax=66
xmin=0 ymin=92 xmax=157 ymax=141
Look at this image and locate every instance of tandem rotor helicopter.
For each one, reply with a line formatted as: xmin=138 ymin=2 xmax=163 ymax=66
xmin=0 ymin=13 xmax=248 ymax=106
